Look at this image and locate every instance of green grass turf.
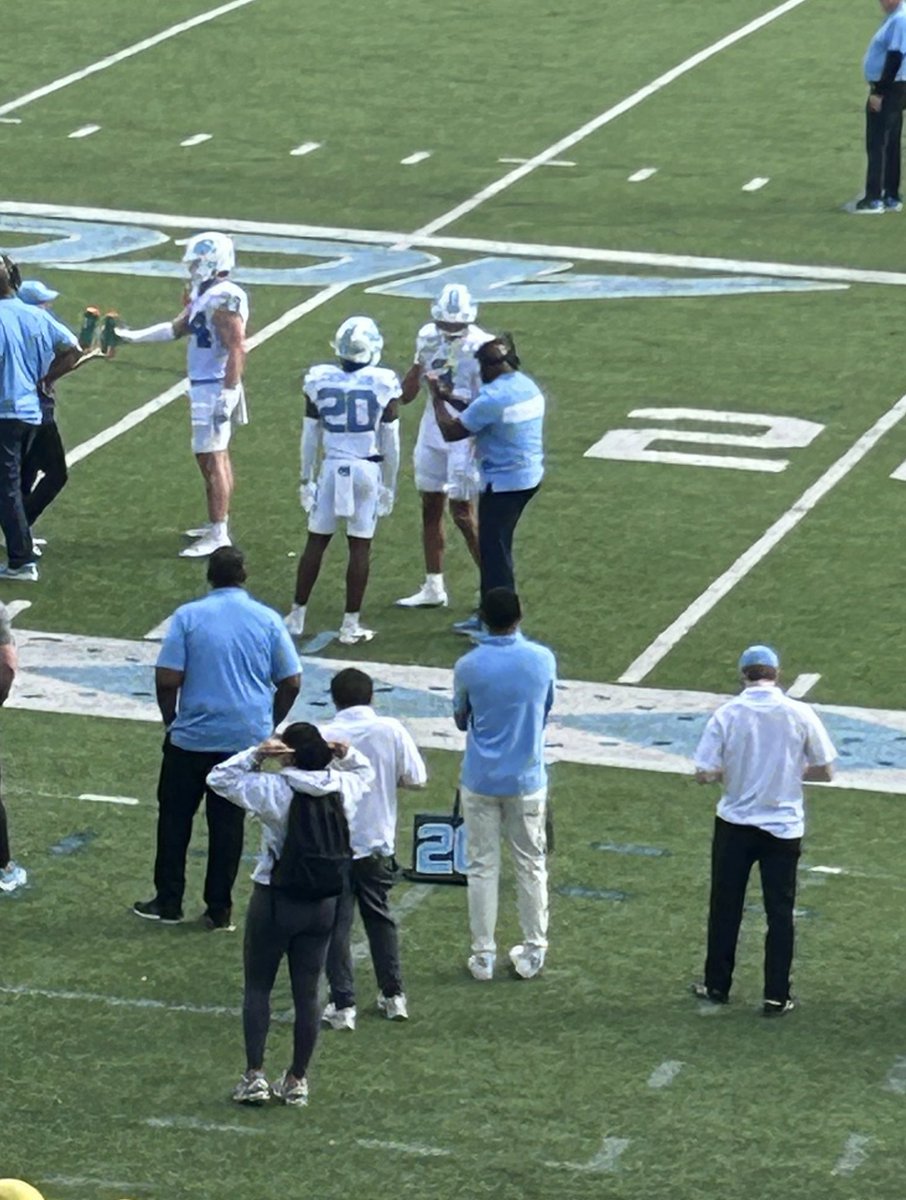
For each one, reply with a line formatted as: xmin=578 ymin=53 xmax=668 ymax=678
xmin=4 ymin=2 xmax=906 ymax=1196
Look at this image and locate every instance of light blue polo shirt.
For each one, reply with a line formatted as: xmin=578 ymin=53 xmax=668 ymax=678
xmin=864 ymin=4 xmax=906 ymax=82
xmin=453 ymin=632 xmax=556 ymax=796
xmin=459 ymin=370 xmax=545 ymax=493
xmin=0 ymin=297 xmax=77 ymax=423
xmin=158 ymin=588 xmax=301 ymax=753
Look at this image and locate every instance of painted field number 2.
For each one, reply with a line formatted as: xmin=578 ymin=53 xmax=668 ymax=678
xmin=585 ymin=407 xmax=824 ymax=473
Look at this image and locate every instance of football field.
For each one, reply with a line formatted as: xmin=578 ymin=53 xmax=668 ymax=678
xmin=4 ymin=1 xmax=906 ymax=1196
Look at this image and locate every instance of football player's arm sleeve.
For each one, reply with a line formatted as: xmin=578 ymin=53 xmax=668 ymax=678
xmin=300 ymin=411 xmax=322 ymax=482
xmin=453 ymin=666 xmax=471 ymax=731
xmin=379 ymin=405 xmax=401 ymax=491
xmin=115 ymin=321 xmax=178 ymax=343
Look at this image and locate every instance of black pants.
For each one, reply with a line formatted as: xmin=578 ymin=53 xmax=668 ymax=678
xmin=243 ymin=883 xmax=336 ymax=1077
xmin=0 ymin=420 xmax=37 ymax=568
xmin=865 ymin=83 xmax=906 ymax=201
xmin=704 ymin=816 xmax=801 ymax=1003
xmin=0 ymin=762 xmax=10 ymax=868
xmin=477 ymin=483 xmax=540 ymax=599
xmin=326 ymin=854 xmax=403 ymax=1009
xmin=152 ymin=739 xmax=244 ymax=921
xmin=22 ymin=420 xmax=68 ymax=526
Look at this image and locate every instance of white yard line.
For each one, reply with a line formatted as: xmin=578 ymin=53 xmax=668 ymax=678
xmin=181 ymin=133 xmax=213 ymax=147
xmin=290 ymin=141 xmax=321 ymax=157
xmin=68 ymin=124 xmax=101 ymax=140
xmin=401 ymin=151 xmax=431 ymax=165
xmin=742 ymin=176 xmax=770 ymax=191
xmin=65 ymin=281 xmax=350 ymax=467
xmin=145 ymin=1116 xmax=263 ymax=1135
xmin=410 ymin=0 xmax=812 ymax=238
xmin=42 ymin=1177 xmax=152 ymax=1194
xmin=647 ymin=1060 xmax=684 ymax=1089
xmin=356 ymin=1139 xmax=450 ymax=1158
xmin=882 ymin=1055 xmax=906 ymax=1094
xmin=787 ymin=673 xmax=821 ymax=698
xmin=8 ymin=200 xmax=905 ymax=288
xmin=831 ymin=1134 xmax=871 ymax=1177
xmin=497 ymin=157 xmax=576 ymax=167
xmin=0 ymin=983 xmax=244 ymax=1018
xmin=0 ymin=0 xmax=259 ymax=118
xmin=619 ymin=393 xmax=906 ymax=683
xmin=78 ymin=792 xmax=141 ymax=805
xmin=628 ymin=167 xmax=658 ymax=183
xmin=546 ymin=1136 xmax=631 ymax=1173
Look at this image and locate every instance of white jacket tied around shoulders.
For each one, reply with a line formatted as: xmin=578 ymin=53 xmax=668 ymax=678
xmin=206 ymin=746 xmax=375 ymax=886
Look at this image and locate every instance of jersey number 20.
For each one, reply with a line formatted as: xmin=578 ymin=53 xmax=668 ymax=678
xmin=318 ymin=387 xmax=380 ymax=433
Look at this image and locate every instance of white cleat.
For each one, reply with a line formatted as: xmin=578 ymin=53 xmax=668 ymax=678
xmin=376 ymin=993 xmax=409 ymax=1021
xmin=284 ymin=604 xmax=306 ymax=637
xmin=509 ymin=943 xmax=546 ymax=979
xmin=395 ymin=581 xmax=448 ymax=608
xmin=321 ymin=1002 xmax=357 ymax=1030
xmin=338 ymin=620 xmax=375 ymax=645
xmin=0 ymin=861 xmax=27 ymax=893
xmin=178 ymin=530 xmax=232 ymax=559
xmin=468 ymin=952 xmax=496 ymax=981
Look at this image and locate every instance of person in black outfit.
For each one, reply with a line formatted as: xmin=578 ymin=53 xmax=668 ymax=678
xmin=207 ymin=724 xmax=374 ymax=1108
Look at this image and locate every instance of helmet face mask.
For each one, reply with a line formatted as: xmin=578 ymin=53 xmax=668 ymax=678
xmin=331 ymin=316 xmax=383 ymax=366
xmin=182 ymin=231 xmax=235 ymax=286
xmin=431 ymin=283 xmax=478 ymax=330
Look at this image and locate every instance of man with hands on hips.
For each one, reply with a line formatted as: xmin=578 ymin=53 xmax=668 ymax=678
xmin=115 ymin=232 xmax=249 ymax=558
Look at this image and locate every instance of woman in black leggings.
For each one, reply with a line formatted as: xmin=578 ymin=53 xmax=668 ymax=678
xmin=207 ymin=723 xmax=373 ymax=1107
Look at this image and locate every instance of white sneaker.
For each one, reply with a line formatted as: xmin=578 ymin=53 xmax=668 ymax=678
xmin=0 ymin=562 xmax=39 ymax=582
xmin=468 ymin=952 xmax=496 ymax=981
xmin=271 ymin=1070 xmax=309 ymax=1107
xmin=509 ymin=943 xmax=546 ymax=979
xmin=321 ymin=1001 xmax=356 ymax=1030
xmin=231 ymin=1069 xmax=270 ymax=1105
xmin=0 ymin=862 xmax=27 ymax=893
xmin=178 ymin=529 xmax=231 ymax=558
xmin=338 ymin=619 xmax=374 ymax=645
xmin=376 ymin=993 xmax=409 ymax=1021
xmin=396 ymin=580 xmax=448 ymax=608
xmin=29 ymin=538 xmax=42 ymax=558
xmin=284 ymin=604 xmax=306 ymax=637
xmin=184 ymin=524 xmax=211 ymax=539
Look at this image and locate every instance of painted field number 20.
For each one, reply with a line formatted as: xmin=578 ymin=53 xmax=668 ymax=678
xmin=584 ymin=407 xmax=824 ymax=473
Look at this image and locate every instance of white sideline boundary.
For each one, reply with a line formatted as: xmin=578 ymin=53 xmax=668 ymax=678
xmin=410 ymin=0 xmax=812 ymax=238
xmin=0 ymin=0 xmax=259 ymax=118
xmin=619 ymin=393 xmax=906 ymax=683
xmin=5 ymin=200 xmax=903 ymax=288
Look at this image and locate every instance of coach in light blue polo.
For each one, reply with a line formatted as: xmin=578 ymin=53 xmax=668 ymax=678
xmin=429 ymin=333 xmax=544 ymax=605
xmin=453 ymin=587 xmax=556 ymax=983
xmin=856 ymin=0 xmax=906 ymax=211
xmin=133 ymin=546 xmax=302 ymax=929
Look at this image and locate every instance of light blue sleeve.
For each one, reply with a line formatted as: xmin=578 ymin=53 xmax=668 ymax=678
xmin=156 ymin=609 xmax=187 ymax=672
xmin=271 ymin=620 xmax=302 ymax=683
xmin=460 ymin=390 xmax=497 ymax=434
xmin=453 ymin=658 xmax=471 ymax=731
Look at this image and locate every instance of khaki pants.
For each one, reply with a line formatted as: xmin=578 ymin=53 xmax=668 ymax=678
xmin=460 ymin=784 xmax=548 ymax=954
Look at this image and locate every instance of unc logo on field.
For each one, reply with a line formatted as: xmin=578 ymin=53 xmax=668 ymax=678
xmin=0 ymin=214 xmax=845 ymax=302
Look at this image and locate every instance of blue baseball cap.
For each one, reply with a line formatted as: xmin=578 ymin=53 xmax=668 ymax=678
xmin=738 ymin=644 xmax=780 ymax=670
xmin=17 ymin=279 xmax=59 ymax=305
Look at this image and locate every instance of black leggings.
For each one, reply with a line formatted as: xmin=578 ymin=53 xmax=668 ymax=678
xmin=243 ymin=884 xmax=337 ymax=1078
xmin=0 ymin=795 xmax=10 ymax=869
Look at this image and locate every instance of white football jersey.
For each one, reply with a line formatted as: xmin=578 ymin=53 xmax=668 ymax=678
xmin=304 ymin=363 xmax=401 ymax=460
xmin=185 ymin=280 xmax=249 ymax=382
xmin=414 ymin=322 xmax=492 ymax=450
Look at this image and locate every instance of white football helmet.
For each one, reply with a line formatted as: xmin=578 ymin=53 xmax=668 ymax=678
xmin=182 ymin=231 xmax=235 ymax=285
xmin=331 ymin=316 xmax=383 ymax=365
xmin=431 ymin=283 xmax=477 ymax=330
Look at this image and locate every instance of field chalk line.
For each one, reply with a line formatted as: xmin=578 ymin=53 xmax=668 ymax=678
xmin=831 ymin=1133 xmax=871 ymax=1177
xmin=882 ymin=1055 xmax=906 ymax=1094
xmin=620 ymin=392 xmax=906 ymax=683
xmin=0 ymin=0 xmax=259 ymax=118
xmin=546 ymin=1135 xmax=631 ymax=1173
xmin=145 ymin=1116 xmax=263 ymax=1136
xmin=410 ymin=0 xmax=812 ymax=238
xmin=647 ymin=1060 xmax=684 ymax=1089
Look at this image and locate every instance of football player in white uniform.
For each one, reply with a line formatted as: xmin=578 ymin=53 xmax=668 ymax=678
xmin=115 ymin=232 xmax=248 ymax=558
xmin=395 ymin=284 xmax=492 ymax=608
xmin=285 ymin=317 xmax=401 ymax=646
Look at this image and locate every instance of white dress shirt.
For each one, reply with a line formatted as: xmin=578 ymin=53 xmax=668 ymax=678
xmin=319 ymin=705 xmax=427 ymax=858
xmin=694 ymin=682 xmax=837 ymax=838
xmin=206 ymin=745 xmax=374 ymax=884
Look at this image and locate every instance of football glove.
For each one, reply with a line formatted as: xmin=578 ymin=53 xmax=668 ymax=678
xmin=213 ymin=386 xmax=242 ymax=426
xmin=299 ymin=481 xmax=318 ymax=513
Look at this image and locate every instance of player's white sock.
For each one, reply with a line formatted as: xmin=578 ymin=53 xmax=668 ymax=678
xmin=426 ymin=573 xmax=444 ymax=589
xmin=210 ymin=520 xmax=228 ymax=540
xmin=342 ymin=611 xmax=359 ymax=626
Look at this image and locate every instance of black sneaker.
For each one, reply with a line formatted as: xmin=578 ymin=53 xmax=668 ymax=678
xmin=132 ymin=898 xmax=183 ymax=924
xmin=202 ymin=910 xmax=236 ymax=932
xmin=763 ymin=997 xmax=796 ymax=1017
xmin=853 ymin=197 xmax=884 ymax=214
xmin=690 ymin=981 xmax=728 ymax=1005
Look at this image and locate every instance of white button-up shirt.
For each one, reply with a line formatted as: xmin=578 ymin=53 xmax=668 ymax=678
xmin=694 ymin=683 xmax=837 ymax=838
xmin=206 ymin=745 xmax=374 ymax=884
xmin=319 ymin=705 xmax=427 ymax=858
